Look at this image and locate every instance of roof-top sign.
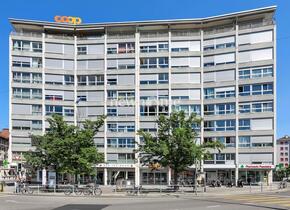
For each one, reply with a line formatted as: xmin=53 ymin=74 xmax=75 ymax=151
xmin=54 ymin=16 xmax=82 ymax=25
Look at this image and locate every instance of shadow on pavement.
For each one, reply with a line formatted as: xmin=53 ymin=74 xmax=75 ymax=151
xmin=53 ymin=204 xmax=109 ymax=210
xmin=196 ymin=198 xmax=287 ymax=210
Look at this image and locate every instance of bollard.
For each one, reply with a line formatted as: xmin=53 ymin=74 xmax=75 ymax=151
xmin=38 ymin=185 xmax=40 ymax=194
xmin=54 ymin=185 xmax=56 ymax=194
xmin=250 ymin=183 xmax=251 ymax=193
xmin=0 ymin=182 xmax=3 ymax=192
xmin=261 ymin=183 xmax=263 ymax=192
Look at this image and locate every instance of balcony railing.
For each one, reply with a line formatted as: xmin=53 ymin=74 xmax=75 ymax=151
xmin=239 ymin=19 xmax=274 ymax=30
xmin=140 ymin=32 xmax=168 ymax=38
xmin=171 ymin=30 xmax=200 ymax=37
xmin=107 ymin=33 xmax=135 ymax=39
xmin=10 ymin=32 xmax=42 ymax=38
xmin=204 ymin=25 xmax=235 ymax=35
xmin=45 ymin=34 xmax=74 ymax=40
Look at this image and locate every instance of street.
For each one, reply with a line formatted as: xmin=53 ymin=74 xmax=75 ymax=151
xmin=1 ymin=190 xmax=290 ymax=210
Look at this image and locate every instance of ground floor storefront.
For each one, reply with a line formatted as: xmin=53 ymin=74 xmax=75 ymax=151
xmin=34 ymin=164 xmax=274 ymax=186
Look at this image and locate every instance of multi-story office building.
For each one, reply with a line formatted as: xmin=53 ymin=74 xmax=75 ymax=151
xmin=277 ymin=135 xmax=290 ymax=168
xmin=9 ymin=6 xmax=276 ymax=185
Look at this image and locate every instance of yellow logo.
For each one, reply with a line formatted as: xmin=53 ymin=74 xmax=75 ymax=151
xmin=54 ymin=16 xmax=82 ymax=25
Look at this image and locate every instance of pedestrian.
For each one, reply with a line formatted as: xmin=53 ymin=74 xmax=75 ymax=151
xmin=247 ymin=177 xmax=251 ymax=185
xmin=15 ymin=176 xmax=20 ymax=193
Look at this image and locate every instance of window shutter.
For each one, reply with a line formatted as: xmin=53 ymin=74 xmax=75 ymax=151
xmin=251 ymin=118 xmax=273 ymax=130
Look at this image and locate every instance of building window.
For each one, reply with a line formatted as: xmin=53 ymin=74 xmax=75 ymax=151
xmin=32 ymin=105 xmax=42 ymax=116
xmin=107 ymin=78 xmax=117 ymax=85
xmin=216 ymin=137 xmax=235 ymax=147
xmin=204 ymin=103 xmax=235 ymax=115
xmin=13 ymin=40 xmax=42 ymax=52
xmin=172 ymin=105 xmax=201 ymax=116
xmin=64 ymin=108 xmax=74 ymax=116
xmin=32 ymin=120 xmax=42 ymax=130
xmin=158 ymin=73 xmax=169 ymax=84
xmin=239 ymin=119 xmax=251 ymax=130
xmin=239 ymin=83 xmax=273 ymax=96
xmin=77 ymin=46 xmax=87 ymax=55
xmin=64 ymin=75 xmax=74 ymax=85
xmin=45 ymin=105 xmax=63 ymax=116
xmin=239 ymin=136 xmax=251 ymax=148
xmin=107 ymin=138 xmax=135 ymax=148
xmin=239 ymin=101 xmax=273 ymax=113
xmin=140 ymin=57 xmax=168 ymax=69
xmin=204 ymin=88 xmax=235 ymax=99
xmin=77 ymin=75 xmax=104 ymax=86
xmin=239 ymin=66 xmax=273 ymax=79
xmin=204 ymin=120 xmax=235 ymax=131
xmin=140 ymin=105 xmax=168 ymax=116
xmin=107 ymin=123 xmax=135 ymax=132
xmin=107 ymin=108 xmax=117 ymax=116
xmin=140 ymin=42 xmax=168 ymax=53
xmin=239 ymin=85 xmax=251 ymax=96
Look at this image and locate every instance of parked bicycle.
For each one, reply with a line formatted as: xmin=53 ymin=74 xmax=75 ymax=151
xmin=126 ymin=185 xmax=142 ymax=195
xmin=64 ymin=185 xmax=84 ymax=196
xmin=19 ymin=183 xmax=33 ymax=194
xmin=210 ymin=180 xmax=221 ymax=187
xmin=83 ymin=184 xmax=102 ymax=196
xmin=279 ymin=181 xmax=287 ymax=189
xmin=64 ymin=184 xmax=102 ymax=196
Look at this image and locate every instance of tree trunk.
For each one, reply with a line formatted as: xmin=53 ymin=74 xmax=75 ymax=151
xmin=194 ymin=161 xmax=198 ymax=195
xmin=173 ymin=169 xmax=179 ymax=191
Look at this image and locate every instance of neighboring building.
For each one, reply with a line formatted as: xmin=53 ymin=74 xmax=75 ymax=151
xmin=0 ymin=129 xmax=9 ymax=167
xmin=276 ymin=135 xmax=290 ymax=167
xmin=9 ymin=6 xmax=276 ymax=185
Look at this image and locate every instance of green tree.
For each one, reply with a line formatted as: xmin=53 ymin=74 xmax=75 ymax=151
xmin=24 ymin=114 xmax=105 ymax=183
xmin=137 ymin=111 xmax=224 ymax=188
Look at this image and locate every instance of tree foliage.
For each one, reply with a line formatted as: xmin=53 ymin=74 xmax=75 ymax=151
xmin=275 ymin=165 xmax=290 ymax=180
xmin=137 ymin=111 xmax=224 ymax=185
xmin=24 ymin=114 xmax=105 ymax=178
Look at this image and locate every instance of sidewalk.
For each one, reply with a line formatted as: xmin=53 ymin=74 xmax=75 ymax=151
xmin=1 ymin=183 xmax=288 ymax=198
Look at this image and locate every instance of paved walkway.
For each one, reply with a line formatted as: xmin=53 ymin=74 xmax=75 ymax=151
xmin=1 ymin=182 xmax=288 ymax=197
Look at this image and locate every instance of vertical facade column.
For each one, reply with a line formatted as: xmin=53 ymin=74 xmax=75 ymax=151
xmin=41 ymin=33 xmax=46 ymax=134
xmin=103 ymin=31 xmax=108 ymax=186
xmin=8 ymin=35 xmax=13 ymax=164
xmin=73 ymin=36 xmax=78 ymax=127
xmin=168 ymin=28 xmax=172 ymax=114
xmin=134 ymin=29 xmax=140 ymax=186
xmin=273 ymin=23 xmax=277 ymax=178
xmin=200 ymin=29 xmax=204 ymax=174
xmin=41 ymin=33 xmax=47 ymax=183
xmin=234 ymin=22 xmax=240 ymax=185
xmin=167 ymin=29 xmax=172 ymax=185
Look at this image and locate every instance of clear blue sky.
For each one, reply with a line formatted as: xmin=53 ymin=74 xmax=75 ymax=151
xmin=0 ymin=0 xmax=289 ymax=138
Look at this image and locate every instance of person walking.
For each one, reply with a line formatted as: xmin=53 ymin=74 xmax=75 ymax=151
xmin=15 ymin=176 xmax=20 ymax=193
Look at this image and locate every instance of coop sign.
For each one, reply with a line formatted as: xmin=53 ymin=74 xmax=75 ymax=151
xmin=54 ymin=16 xmax=82 ymax=25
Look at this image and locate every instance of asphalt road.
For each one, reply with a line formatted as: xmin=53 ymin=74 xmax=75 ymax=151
xmin=0 ymin=192 xmax=290 ymax=210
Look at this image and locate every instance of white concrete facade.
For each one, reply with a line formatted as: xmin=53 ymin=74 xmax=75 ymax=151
xmin=8 ymin=6 xmax=276 ymax=185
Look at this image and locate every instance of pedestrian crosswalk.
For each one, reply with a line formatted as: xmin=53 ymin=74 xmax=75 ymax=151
xmin=222 ymin=194 xmax=290 ymax=208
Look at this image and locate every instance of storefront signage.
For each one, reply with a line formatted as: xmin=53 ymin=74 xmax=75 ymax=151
xmin=96 ymin=163 xmax=135 ymax=168
xmin=54 ymin=16 xmax=82 ymax=25
xmin=239 ymin=164 xmax=274 ymax=169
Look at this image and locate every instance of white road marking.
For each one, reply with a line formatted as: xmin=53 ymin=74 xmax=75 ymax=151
xmin=5 ymin=200 xmax=18 ymax=203
xmin=206 ymin=205 xmax=220 ymax=208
